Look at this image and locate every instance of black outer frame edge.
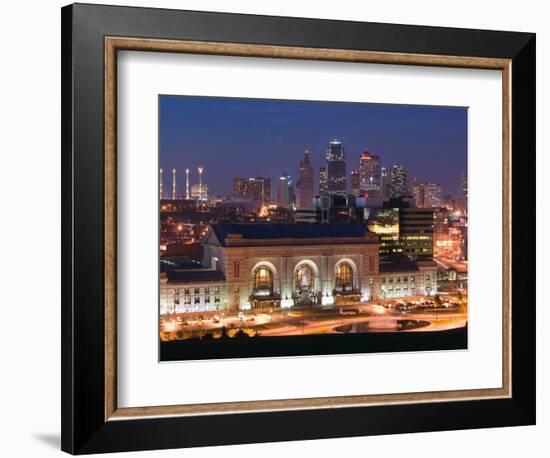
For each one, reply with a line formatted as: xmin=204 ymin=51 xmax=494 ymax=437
xmin=510 ymin=35 xmax=536 ymax=423
xmin=61 ymin=3 xmax=536 ymax=454
xmin=61 ymin=4 xmax=75 ymax=455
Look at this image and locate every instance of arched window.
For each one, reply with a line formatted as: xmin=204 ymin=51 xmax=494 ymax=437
xmin=295 ymin=264 xmax=314 ymax=292
xmin=253 ymin=266 xmax=273 ymax=294
xmin=335 ymin=263 xmax=354 ymax=291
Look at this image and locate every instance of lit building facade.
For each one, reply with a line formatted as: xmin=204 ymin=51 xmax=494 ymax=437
xmin=319 ymin=167 xmax=328 ymax=195
xmin=390 ymin=165 xmax=407 ymax=197
xmin=190 ymin=183 xmax=208 ymax=201
xmin=160 ymin=223 xmax=437 ymax=314
xmin=325 ymin=140 xmax=347 ymax=195
xmin=233 ymin=177 xmax=271 ymax=205
xmin=358 ymin=151 xmax=381 ymax=194
xmin=277 ymin=173 xmax=293 ymax=208
xmin=296 ymin=150 xmax=314 ymax=208
xmin=350 ymin=170 xmax=360 ymax=196
xmin=413 ymin=182 xmax=443 ymax=208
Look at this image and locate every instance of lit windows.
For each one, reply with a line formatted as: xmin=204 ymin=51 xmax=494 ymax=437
xmin=253 ymin=266 xmax=273 ymax=294
xmin=295 ymin=264 xmax=314 ymax=292
xmin=335 ymin=263 xmax=353 ymax=292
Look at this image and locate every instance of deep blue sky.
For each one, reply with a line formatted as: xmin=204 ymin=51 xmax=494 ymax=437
xmin=159 ymin=95 xmax=467 ymax=198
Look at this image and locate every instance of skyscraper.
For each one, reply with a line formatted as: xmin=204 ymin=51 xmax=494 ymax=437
xmin=319 ymin=167 xmax=327 ymax=195
xmin=350 ymin=170 xmax=360 ymax=196
xmin=277 ymin=173 xmax=293 ymax=208
xmin=380 ymin=167 xmax=390 ymax=198
xmin=325 ymin=140 xmax=346 ymax=195
xmin=390 ymin=165 xmax=407 ymax=197
xmin=296 ymin=150 xmax=314 ymax=208
xmin=358 ymin=151 xmax=381 ymax=195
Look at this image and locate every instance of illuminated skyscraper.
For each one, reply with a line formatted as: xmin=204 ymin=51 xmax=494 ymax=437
xmin=319 ymin=167 xmax=327 ymax=195
xmin=358 ymin=151 xmax=381 ymax=194
xmin=296 ymin=150 xmax=314 ymax=208
xmin=277 ymin=173 xmax=294 ymax=208
xmin=159 ymin=168 xmax=163 ymax=199
xmin=380 ymin=167 xmax=390 ymax=198
xmin=350 ymin=170 xmax=360 ymax=196
xmin=390 ymin=165 xmax=407 ymax=198
xmin=325 ymin=140 xmax=346 ymax=195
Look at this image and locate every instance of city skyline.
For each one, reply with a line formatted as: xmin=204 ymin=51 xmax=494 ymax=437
xmin=159 ymin=96 xmax=467 ymax=199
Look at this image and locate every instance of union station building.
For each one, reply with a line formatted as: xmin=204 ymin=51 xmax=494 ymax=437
xmin=160 ymin=223 xmax=437 ymax=315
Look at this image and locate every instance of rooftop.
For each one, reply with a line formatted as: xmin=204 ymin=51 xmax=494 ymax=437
xmin=166 ymin=269 xmax=226 ymax=284
xmin=210 ymin=222 xmax=374 ymax=246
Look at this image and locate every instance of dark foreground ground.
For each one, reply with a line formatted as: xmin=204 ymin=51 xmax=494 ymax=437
xmin=160 ymin=325 xmax=467 ymax=361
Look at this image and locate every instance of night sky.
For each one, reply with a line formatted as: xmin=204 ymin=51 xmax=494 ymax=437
xmin=159 ymin=95 xmax=467 ymax=198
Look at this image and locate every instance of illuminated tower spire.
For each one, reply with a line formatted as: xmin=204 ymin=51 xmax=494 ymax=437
xmin=172 ymin=168 xmax=176 ymax=200
xmin=198 ymin=166 xmax=204 ymax=201
xmin=159 ymin=168 xmax=163 ymax=199
xmin=185 ymin=168 xmax=190 ymax=199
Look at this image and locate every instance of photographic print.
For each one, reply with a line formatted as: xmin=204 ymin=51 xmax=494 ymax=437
xmin=159 ymin=95 xmax=469 ymax=361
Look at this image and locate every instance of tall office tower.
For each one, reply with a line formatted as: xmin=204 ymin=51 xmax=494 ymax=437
xmin=358 ymin=151 xmax=381 ymax=194
xmin=350 ymin=170 xmax=360 ymax=196
xmin=233 ymin=177 xmax=271 ymax=205
xmin=277 ymin=173 xmax=292 ymax=208
xmin=287 ymin=175 xmax=296 ymax=207
xmin=172 ymin=168 xmax=177 ymax=200
xmin=390 ymin=165 xmax=407 ymax=197
xmin=159 ymin=168 xmax=163 ymax=199
xmin=296 ymin=150 xmax=314 ymax=208
xmin=319 ymin=167 xmax=328 ymax=195
xmin=325 ymin=140 xmax=346 ymax=195
xmin=461 ymin=169 xmax=468 ymax=213
xmin=412 ymin=182 xmax=425 ymax=208
xmin=380 ymin=166 xmax=390 ymax=198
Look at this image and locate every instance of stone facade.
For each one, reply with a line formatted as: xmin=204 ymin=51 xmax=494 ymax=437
xmin=160 ymin=223 xmax=437 ymax=315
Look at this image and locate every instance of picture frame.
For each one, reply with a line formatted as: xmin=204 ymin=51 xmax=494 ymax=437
xmin=61 ymin=3 xmax=535 ymax=454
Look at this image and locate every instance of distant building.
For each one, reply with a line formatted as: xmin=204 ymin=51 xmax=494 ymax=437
xmin=296 ymin=150 xmax=314 ymax=208
xmin=319 ymin=167 xmax=328 ymax=195
xmin=287 ymin=175 xmax=296 ymax=207
xmin=350 ymin=170 xmax=360 ymax=196
xmin=380 ymin=167 xmax=391 ymax=198
xmin=413 ymin=182 xmax=442 ymax=208
xmin=277 ymin=173 xmax=293 ymax=208
xmin=315 ymin=194 xmax=357 ymax=224
xmin=442 ymin=194 xmax=456 ymax=211
xmin=390 ymin=165 xmax=407 ymax=197
xmin=358 ymin=151 xmax=381 ymax=194
xmin=326 ymin=140 xmax=346 ymax=195
xmin=233 ymin=177 xmax=271 ymax=206
xmin=461 ymin=169 xmax=468 ymax=214
xmin=190 ymin=183 xmax=208 ymax=201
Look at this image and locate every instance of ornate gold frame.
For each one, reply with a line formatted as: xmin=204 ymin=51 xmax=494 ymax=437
xmin=104 ymin=37 xmax=511 ymax=421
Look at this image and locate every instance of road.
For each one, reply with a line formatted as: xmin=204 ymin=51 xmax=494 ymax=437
xmin=161 ymin=299 xmax=467 ymax=339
